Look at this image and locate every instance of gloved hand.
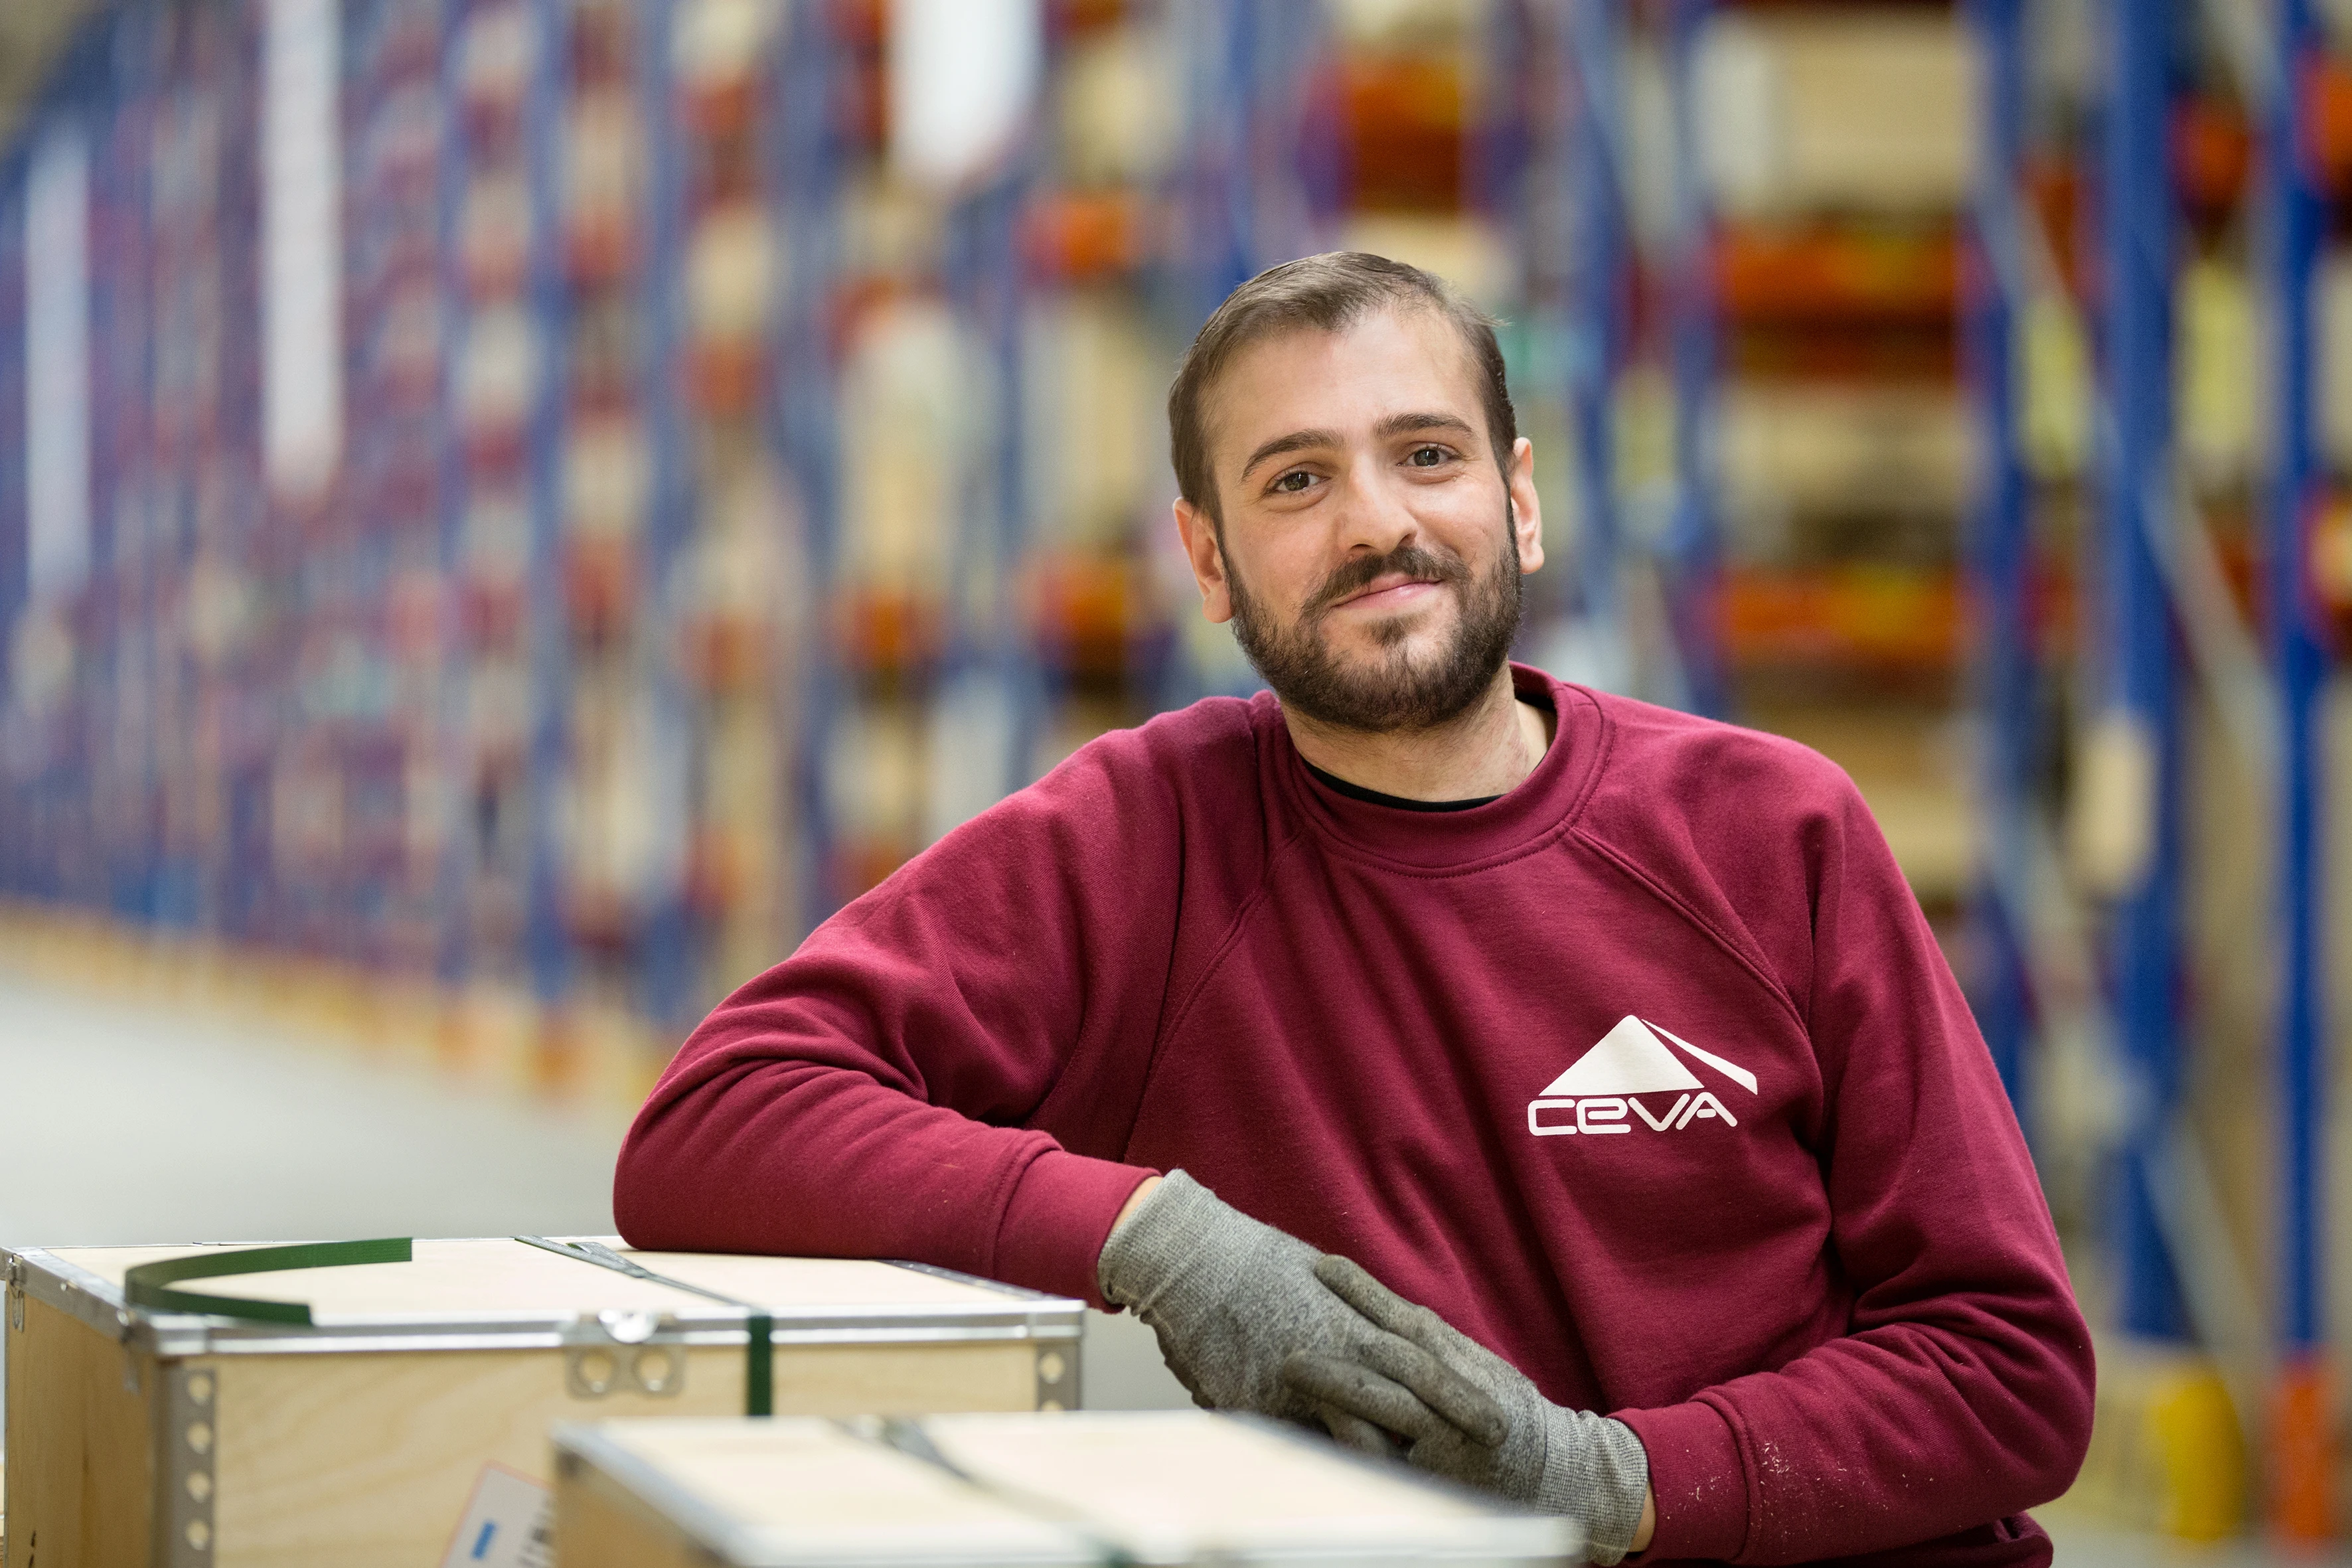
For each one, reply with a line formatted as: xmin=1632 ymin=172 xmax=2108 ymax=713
xmin=1282 ymin=1255 xmax=1650 ymax=1566
xmin=1095 ymin=1171 xmax=1488 ymax=1427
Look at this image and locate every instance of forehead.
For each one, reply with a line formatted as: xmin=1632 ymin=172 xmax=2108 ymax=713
xmin=1204 ymin=305 xmax=1484 ymax=467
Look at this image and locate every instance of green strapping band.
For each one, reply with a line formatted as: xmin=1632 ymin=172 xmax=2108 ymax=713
xmin=122 ymin=1238 xmax=414 ymax=1325
xmin=745 ymin=1312 xmax=774 ymax=1417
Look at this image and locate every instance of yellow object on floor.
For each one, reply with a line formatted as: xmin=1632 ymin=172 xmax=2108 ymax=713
xmin=2063 ymin=1337 xmax=2247 ymax=1542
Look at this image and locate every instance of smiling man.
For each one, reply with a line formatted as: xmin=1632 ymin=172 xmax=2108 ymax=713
xmin=615 ymin=254 xmax=2092 ymax=1565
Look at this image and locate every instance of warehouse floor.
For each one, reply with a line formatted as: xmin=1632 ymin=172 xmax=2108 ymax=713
xmin=0 ymin=967 xmax=2336 ymax=1561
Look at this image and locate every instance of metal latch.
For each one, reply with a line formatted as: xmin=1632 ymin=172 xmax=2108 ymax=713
xmin=564 ymin=1310 xmax=688 ymax=1399
xmin=1034 ymin=1342 xmax=1077 ymax=1411
xmin=5 ymin=1255 xmax=23 ymax=1332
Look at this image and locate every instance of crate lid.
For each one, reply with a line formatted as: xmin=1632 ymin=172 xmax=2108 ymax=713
xmin=3 ymin=1237 xmax=1081 ymax=1358
xmin=556 ymin=1412 xmax=1583 ymax=1567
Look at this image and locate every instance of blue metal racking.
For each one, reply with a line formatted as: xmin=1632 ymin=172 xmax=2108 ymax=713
xmin=1960 ymin=0 xmax=2033 ymax=1121
xmin=1563 ymin=0 xmax=1630 ymax=693
xmin=767 ymin=0 xmax=848 ymax=945
xmin=518 ymin=0 xmax=571 ymax=1042
xmin=636 ymin=0 xmax=700 ymax=1026
xmin=2098 ymin=0 xmax=2190 ymax=1344
xmin=2266 ymin=0 xmax=2335 ymax=1526
xmin=1660 ymin=0 xmax=1725 ymax=720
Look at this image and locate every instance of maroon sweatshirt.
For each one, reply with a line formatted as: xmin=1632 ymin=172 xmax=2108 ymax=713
xmin=616 ymin=665 xmax=2093 ymax=1565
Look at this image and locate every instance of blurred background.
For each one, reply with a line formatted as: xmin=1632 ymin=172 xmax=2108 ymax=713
xmin=0 ymin=0 xmax=2349 ymax=1556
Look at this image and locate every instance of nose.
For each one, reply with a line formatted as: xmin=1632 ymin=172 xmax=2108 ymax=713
xmin=1333 ymin=450 xmax=1419 ymax=558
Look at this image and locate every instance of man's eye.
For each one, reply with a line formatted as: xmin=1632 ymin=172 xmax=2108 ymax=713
xmin=1407 ymin=445 xmax=1451 ymax=467
xmin=1271 ymin=470 xmax=1315 ymax=493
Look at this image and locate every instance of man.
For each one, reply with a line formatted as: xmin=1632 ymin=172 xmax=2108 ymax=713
xmin=616 ymin=253 xmax=2092 ymax=1565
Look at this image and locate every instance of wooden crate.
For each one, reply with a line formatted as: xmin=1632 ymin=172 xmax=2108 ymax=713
xmin=3 ymin=1238 xmax=1081 ymax=1568
xmin=551 ymin=1411 xmax=1581 ymax=1567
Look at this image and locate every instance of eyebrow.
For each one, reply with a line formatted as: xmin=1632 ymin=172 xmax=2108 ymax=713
xmin=1236 ymin=411 xmax=1479 ymax=486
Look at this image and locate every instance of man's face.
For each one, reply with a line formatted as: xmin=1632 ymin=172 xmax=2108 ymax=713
xmin=1174 ymin=305 xmax=1545 ymax=734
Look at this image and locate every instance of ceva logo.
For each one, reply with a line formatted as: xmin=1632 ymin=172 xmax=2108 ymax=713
xmin=1527 ymin=1016 xmax=1758 ymax=1137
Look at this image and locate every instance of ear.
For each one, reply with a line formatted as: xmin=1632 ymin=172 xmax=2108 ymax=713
xmin=1174 ymin=497 xmax=1235 ymax=624
xmin=1506 ymin=436 xmax=1544 ymax=576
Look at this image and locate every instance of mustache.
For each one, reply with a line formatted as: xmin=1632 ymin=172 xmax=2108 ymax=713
xmin=1300 ymin=544 xmax=1472 ymax=618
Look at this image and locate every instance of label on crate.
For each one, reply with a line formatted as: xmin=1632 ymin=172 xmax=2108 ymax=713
xmin=439 ymin=1464 xmax=553 ymax=1568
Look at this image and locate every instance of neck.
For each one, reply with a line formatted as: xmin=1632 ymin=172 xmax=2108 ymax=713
xmin=1283 ymin=664 xmax=1553 ymax=803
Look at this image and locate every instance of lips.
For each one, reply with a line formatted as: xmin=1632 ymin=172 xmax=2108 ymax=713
xmin=1334 ymin=576 xmax=1443 ymax=612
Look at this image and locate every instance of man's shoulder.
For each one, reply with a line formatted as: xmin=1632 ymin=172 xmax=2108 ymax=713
xmin=1046 ymin=691 xmax=1271 ymax=789
xmin=1566 ymin=687 xmax=1873 ymax=1001
xmin=983 ymin=690 xmax=1278 ymax=838
xmin=1577 ymin=686 xmax=1860 ymax=834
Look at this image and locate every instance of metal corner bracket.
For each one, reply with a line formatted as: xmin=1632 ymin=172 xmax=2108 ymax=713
xmin=1034 ymin=1340 xmax=1078 ymax=1411
xmin=156 ymin=1362 xmax=219 ymax=1567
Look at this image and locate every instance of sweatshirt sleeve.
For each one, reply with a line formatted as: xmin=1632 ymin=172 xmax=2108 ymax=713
xmin=611 ymin=734 xmax=1178 ymax=1306
xmin=1614 ymin=771 xmax=2094 ymax=1564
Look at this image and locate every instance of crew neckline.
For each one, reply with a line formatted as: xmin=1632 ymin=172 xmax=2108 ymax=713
xmin=1259 ymin=664 xmax=1610 ymax=873
xmin=1301 ymin=760 xmax=1502 ymax=811
xmin=1297 ymin=692 xmax=1556 ymax=813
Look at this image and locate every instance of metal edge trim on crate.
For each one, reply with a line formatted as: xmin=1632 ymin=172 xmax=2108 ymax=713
xmin=937 ymin=1411 xmax=1583 ymax=1564
xmin=551 ymin=1415 xmax=1583 ymax=1567
xmin=1221 ymin=1412 xmax=1586 ymax=1559
xmin=3 ymin=1244 xmax=1083 ymax=1358
xmin=549 ymin=1421 xmax=1105 ymax=1568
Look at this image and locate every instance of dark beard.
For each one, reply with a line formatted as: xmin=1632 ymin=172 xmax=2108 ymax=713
xmin=1225 ymin=508 xmax=1524 ymax=734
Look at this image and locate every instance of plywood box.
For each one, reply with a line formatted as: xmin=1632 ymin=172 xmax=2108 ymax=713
xmin=3 ymin=1238 xmax=1081 ymax=1568
xmin=551 ymin=1411 xmax=1581 ymax=1567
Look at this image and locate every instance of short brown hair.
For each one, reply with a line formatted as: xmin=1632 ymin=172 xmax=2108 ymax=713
xmin=1167 ymin=252 xmax=1518 ymax=526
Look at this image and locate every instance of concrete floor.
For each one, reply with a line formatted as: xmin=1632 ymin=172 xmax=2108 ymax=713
xmin=0 ymin=969 xmax=2334 ymax=1561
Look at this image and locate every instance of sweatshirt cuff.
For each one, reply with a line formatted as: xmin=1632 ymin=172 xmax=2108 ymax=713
xmin=1612 ymin=1399 xmax=1749 ymax=1563
xmin=992 ymin=1149 xmax=1160 ymax=1308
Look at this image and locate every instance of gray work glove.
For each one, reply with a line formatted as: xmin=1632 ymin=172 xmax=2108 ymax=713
xmin=1283 ymin=1256 xmax=1650 ymax=1566
xmin=1096 ymin=1171 xmax=1488 ymax=1427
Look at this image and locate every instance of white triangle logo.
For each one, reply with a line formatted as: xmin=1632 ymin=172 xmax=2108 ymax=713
xmin=1538 ymin=1016 xmax=1704 ymax=1097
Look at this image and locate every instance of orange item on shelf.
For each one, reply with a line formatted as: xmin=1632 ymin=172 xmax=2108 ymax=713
xmin=1720 ymin=565 xmax=1961 ymax=676
xmin=2173 ymin=95 xmax=2249 ymax=216
xmin=685 ymin=74 xmax=760 ymax=141
xmin=2272 ymin=1356 xmax=2336 ymax=1544
xmin=2307 ymin=54 xmax=2352 ymax=195
xmin=690 ymin=340 xmax=766 ymax=416
xmin=684 ymin=611 xmax=769 ymax=696
xmin=1026 ymin=190 xmax=1146 ymax=282
xmin=565 ymin=535 xmax=636 ymax=648
xmin=1717 ymin=223 xmax=1957 ymax=327
xmin=1029 ymin=553 xmax=1135 ymax=677
xmin=1344 ymin=56 xmax=1460 ymax=212
xmin=2313 ymin=491 xmax=2352 ymax=644
xmin=828 ymin=836 xmax=915 ymax=905
xmin=835 ymin=589 xmax=945 ymax=676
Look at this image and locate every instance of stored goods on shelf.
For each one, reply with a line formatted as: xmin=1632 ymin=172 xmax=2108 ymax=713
xmin=1699 ymin=9 xmax=1972 ymax=218
xmin=551 ymin=1409 xmax=1580 ymax=1568
xmin=3 ymin=1237 xmax=1081 ymax=1568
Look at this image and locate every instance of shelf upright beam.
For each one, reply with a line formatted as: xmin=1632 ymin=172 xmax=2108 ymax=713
xmin=638 ymin=0 xmax=701 ymax=1024
xmin=945 ymin=161 xmax=1042 ymax=803
xmin=771 ymin=0 xmax=846 ymax=939
xmin=1662 ymin=0 xmax=1726 ymax=718
xmin=2266 ymin=0 xmax=2335 ymax=1538
xmin=0 ymin=179 xmax=25 ymax=774
xmin=520 ymin=0 xmax=574 ymax=1042
xmin=431 ymin=0 xmax=470 ymax=993
xmin=2097 ymin=0 xmax=2189 ymax=1344
xmin=1960 ymin=0 xmax=2034 ymax=1120
xmin=1566 ymin=0 xmax=1628 ymax=690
